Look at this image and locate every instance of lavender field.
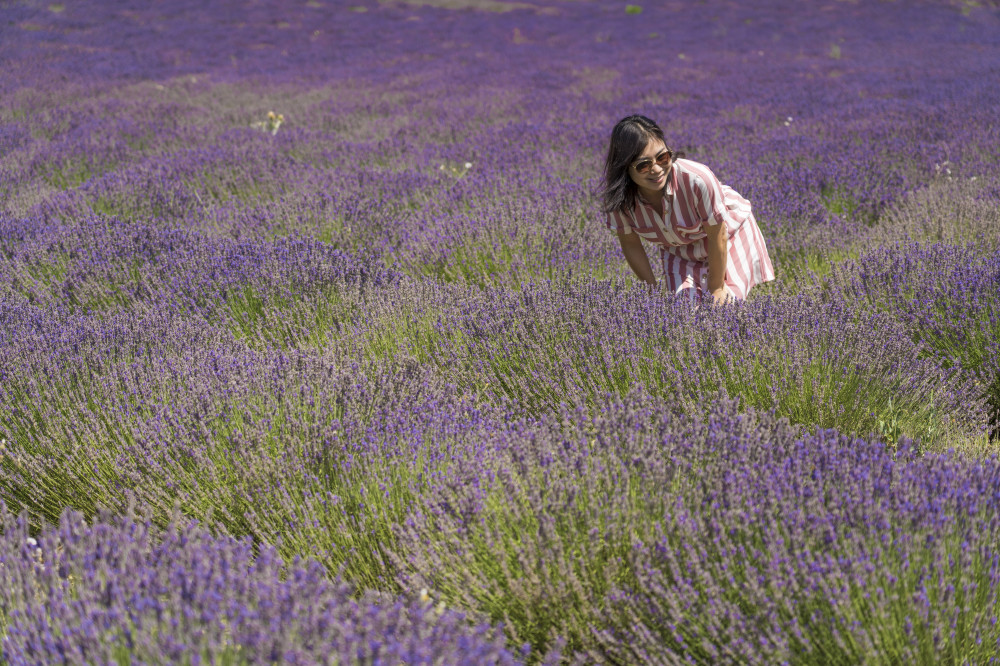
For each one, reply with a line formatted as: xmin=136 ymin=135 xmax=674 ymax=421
xmin=2 ymin=0 xmax=1000 ymax=662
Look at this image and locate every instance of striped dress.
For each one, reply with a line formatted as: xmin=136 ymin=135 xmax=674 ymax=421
xmin=605 ymin=158 xmax=775 ymax=300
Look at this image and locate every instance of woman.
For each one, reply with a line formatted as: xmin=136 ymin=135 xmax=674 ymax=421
xmin=601 ymin=115 xmax=774 ymax=304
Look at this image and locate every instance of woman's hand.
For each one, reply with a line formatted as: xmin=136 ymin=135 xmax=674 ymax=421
xmin=711 ymin=286 xmax=735 ymax=307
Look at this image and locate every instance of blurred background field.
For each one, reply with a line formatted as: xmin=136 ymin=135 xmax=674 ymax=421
xmin=1 ymin=0 xmax=1000 ymax=662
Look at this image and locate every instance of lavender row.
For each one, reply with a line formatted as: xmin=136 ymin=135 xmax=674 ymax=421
xmin=836 ymin=243 xmax=999 ymax=372
xmin=1 ymin=261 xmax=988 ymax=471
xmin=828 ymin=236 xmax=1000 ymax=441
xmin=390 ymin=394 xmax=1000 ymax=661
xmin=0 ymin=213 xmax=400 ymax=318
xmin=413 ymin=278 xmax=988 ymax=447
xmin=0 ymin=505 xmax=519 ymax=665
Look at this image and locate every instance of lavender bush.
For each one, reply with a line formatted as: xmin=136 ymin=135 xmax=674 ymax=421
xmin=0 ymin=504 xmax=518 ymax=665
xmin=2 ymin=0 xmax=999 ymax=662
xmin=415 ymin=282 xmax=984 ymax=446
xmin=391 ymin=395 xmax=1000 ymax=661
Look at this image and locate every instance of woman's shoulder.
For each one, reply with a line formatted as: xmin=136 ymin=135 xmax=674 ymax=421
xmin=673 ymin=157 xmax=712 ymax=176
xmin=673 ymin=158 xmax=720 ymax=189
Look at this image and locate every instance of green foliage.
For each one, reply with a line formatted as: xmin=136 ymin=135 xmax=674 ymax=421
xmin=44 ymin=160 xmax=99 ymax=190
xmin=402 ymin=235 xmax=619 ymax=289
xmin=399 ymin=447 xmax=676 ymax=660
xmin=769 ymin=245 xmax=860 ymax=290
xmin=820 ymin=184 xmax=873 ymax=224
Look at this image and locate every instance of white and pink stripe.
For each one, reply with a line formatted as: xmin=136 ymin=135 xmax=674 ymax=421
xmin=606 ymin=158 xmax=775 ymax=299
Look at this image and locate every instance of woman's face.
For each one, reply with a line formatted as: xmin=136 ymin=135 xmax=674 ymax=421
xmin=628 ymin=138 xmax=671 ymax=197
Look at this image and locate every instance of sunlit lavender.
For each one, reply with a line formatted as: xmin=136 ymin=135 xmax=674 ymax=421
xmin=2 ymin=0 xmax=999 ymax=662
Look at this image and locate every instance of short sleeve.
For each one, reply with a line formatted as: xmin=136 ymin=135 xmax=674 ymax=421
xmin=692 ymin=168 xmax=729 ymax=227
xmin=605 ymin=209 xmax=633 ymax=236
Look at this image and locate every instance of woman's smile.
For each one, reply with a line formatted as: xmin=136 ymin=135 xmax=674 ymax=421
xmin=644 ymin=170 xmax=666 ymax=191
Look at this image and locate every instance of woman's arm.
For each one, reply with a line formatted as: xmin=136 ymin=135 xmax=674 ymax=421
xmin=703 ymin=221 xmax=729 ymax=303
xmin=617 ymin=230 xmax=658 ymax=289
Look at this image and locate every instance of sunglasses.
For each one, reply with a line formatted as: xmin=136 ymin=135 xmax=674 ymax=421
xmin=632 ymin=150 xmax=672 ymax=174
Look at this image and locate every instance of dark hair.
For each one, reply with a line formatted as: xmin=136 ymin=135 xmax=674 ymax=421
xmin=600 ymin=115 xmax=679 ymax=215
